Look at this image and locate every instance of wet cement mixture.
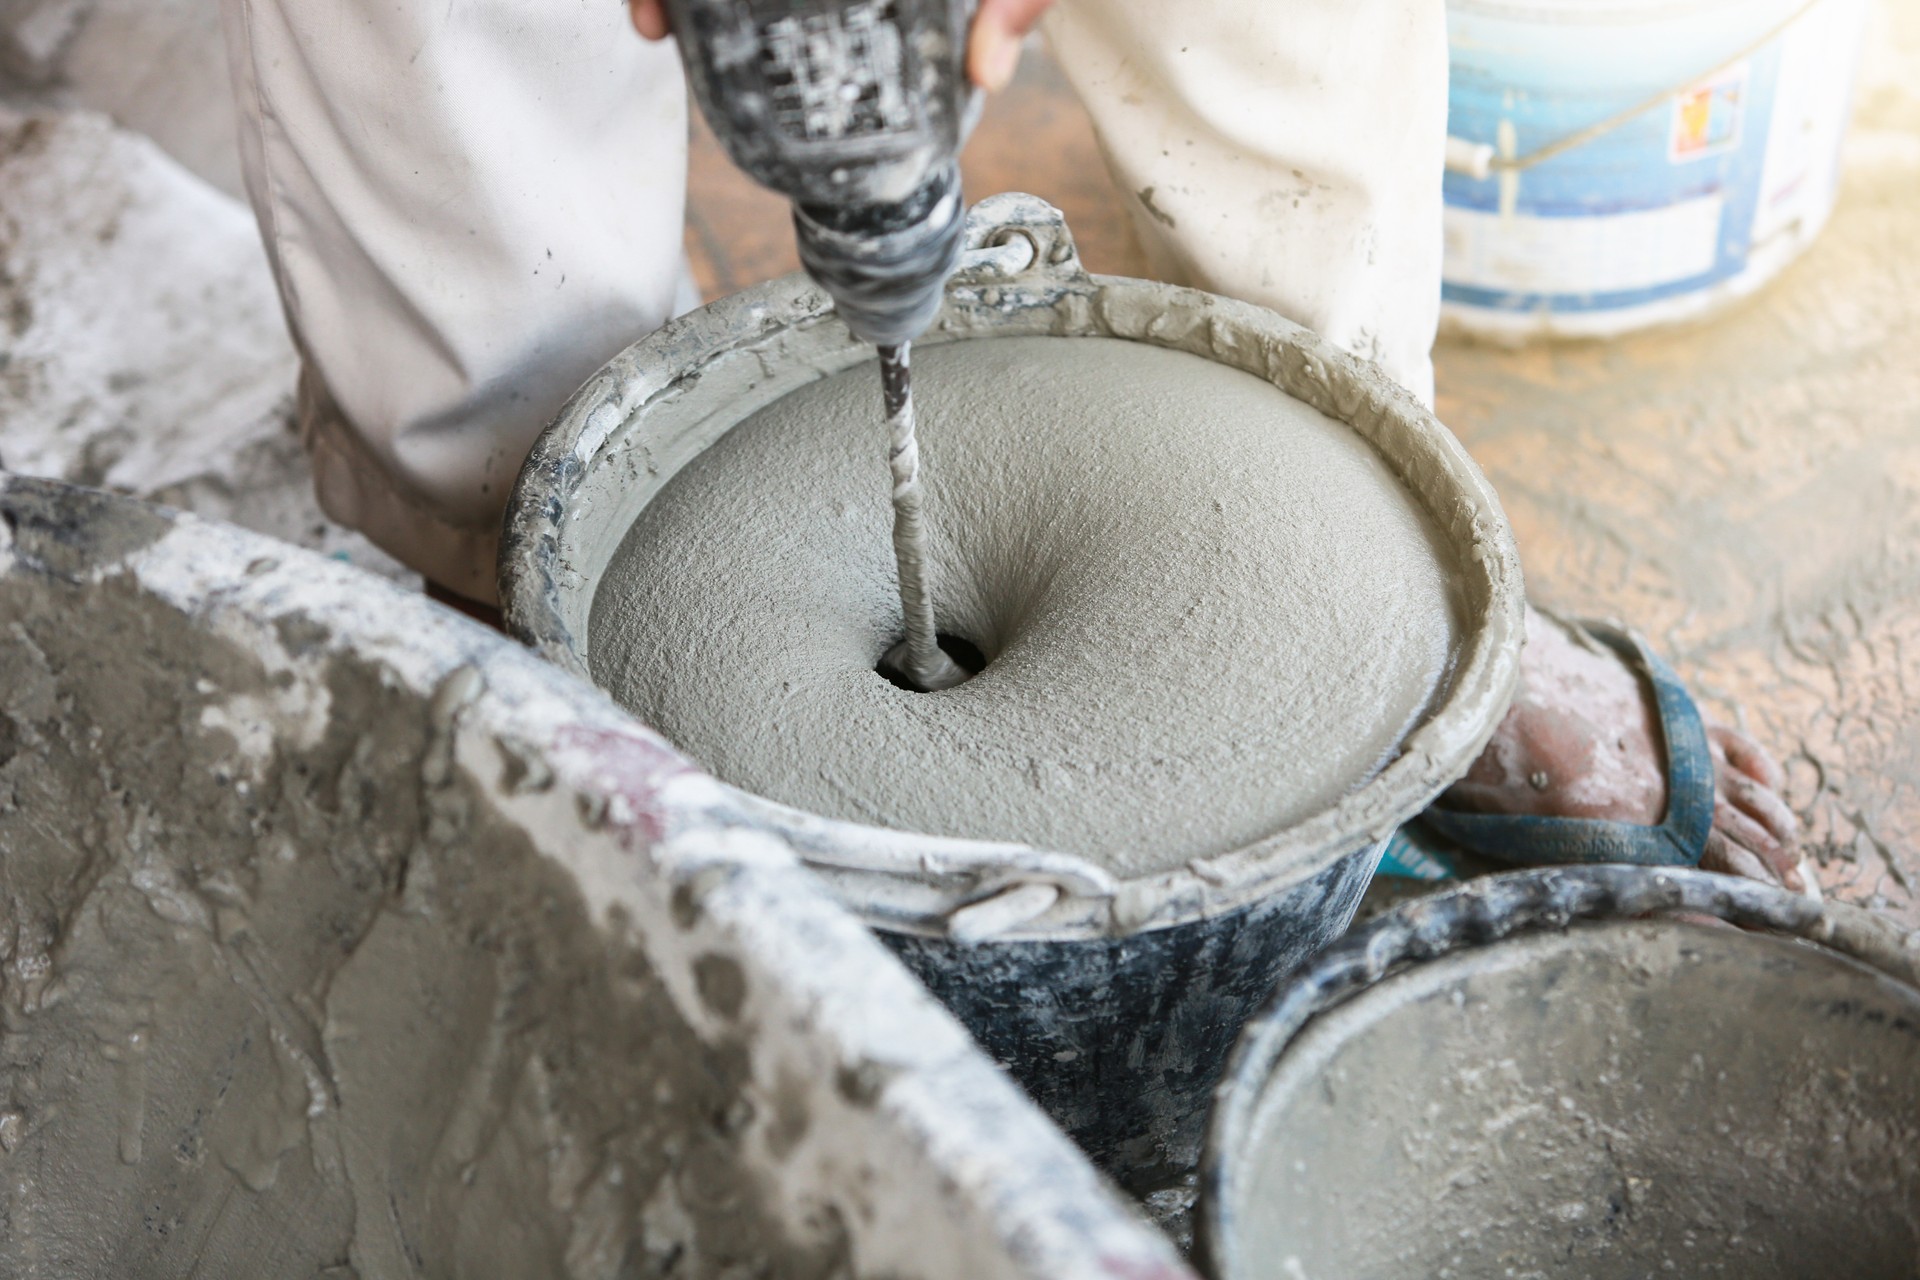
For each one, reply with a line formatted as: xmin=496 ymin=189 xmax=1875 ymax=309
xmin=590 ymin=335 xmax=1461 ymax=876
xmin=0 ymin=3 xmax=1916 ymax=1272
xmin=0 ymin=474 xmax=1202 ymax=1280
xmin=12 ymin=6 xmax=1919 ymax=916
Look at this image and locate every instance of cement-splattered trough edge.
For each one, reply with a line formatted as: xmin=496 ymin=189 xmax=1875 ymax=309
xmin=0 ymin=471 xmax=1195 ymax=1280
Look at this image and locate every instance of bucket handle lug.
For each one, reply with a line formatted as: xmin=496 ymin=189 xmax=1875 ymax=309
xmin=945 ymin=880 xmax=1064 ymax=944
xmin=951 ymin=192 xmax=1091 ymax=290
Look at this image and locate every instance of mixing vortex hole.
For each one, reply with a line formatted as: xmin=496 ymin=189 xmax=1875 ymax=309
xmin=875 ymin=634 xmax=988 ymax=691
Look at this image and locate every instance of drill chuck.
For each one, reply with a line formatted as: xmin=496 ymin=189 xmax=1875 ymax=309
xmin=662 ymin=0 xmax=978 ymax=345
xmin=793 ymin=164 xmax=964 ymax=346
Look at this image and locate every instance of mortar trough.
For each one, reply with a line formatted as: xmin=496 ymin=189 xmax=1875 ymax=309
xmin=501 ymin=194 xmax=1526 ymax=1188
xmin=1199 ymin=865 xmax=1920 ymax=1279
xmin=0 ymin=474 xmax=1191 ymax=1279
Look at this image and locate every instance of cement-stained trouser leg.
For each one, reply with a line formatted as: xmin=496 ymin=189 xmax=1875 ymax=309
xmin=1045 ymin=0 xmax=1448 ymax=405
xmin=218 ymin=0 xmax=688 ymax=602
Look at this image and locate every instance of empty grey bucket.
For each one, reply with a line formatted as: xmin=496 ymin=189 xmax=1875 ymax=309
xmin=1199 ymin=865 xmax=1920 ymax=1279
xmin=500 ymin=193 xmax=1525 ymax=1188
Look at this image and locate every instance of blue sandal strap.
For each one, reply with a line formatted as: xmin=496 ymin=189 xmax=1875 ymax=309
xmin=1417 ymin=623 xmax=1715 ymax=868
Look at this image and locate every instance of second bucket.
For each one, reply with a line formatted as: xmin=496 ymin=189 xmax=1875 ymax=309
xmin=1200 ymin=865 xmax=1920 ymax=1278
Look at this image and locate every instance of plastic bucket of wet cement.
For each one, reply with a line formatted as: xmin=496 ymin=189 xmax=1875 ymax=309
xmin=500 ymin=193 xmax=1526 ymax=1190
xmin=1198 ymin=865 xmax=1920 ymax=1279
xmin=0 ymin=475 xmax=1189 ymax=1280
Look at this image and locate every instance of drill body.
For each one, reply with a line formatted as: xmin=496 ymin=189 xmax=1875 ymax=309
xmin=663 ymin=0 xmax=980 ymax=345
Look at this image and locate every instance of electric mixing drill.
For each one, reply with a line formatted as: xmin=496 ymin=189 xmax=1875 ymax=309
xmin=662 ymin=0 xmax=980 ymax=690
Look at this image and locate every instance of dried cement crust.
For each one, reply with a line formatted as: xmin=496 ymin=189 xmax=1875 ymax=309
xmin=1223 ymin=922 xmax=1920 ymax=1278
xmin=0 ymin=475 xmax=1191 ymax=1280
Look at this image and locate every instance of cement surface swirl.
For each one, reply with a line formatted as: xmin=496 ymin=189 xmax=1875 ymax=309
xmin=591 ymin=336 xmax=1462 ymax=877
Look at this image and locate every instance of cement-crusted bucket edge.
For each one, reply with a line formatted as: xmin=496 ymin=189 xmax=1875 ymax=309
xmin=1194 ymin=864 xmax=1920 ymax=1279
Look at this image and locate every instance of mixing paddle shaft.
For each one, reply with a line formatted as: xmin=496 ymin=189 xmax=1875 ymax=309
xmin=877 ymin=344 xmax=967 ymax=691
xmin=658 ymin=0 xmax=979 ymax=691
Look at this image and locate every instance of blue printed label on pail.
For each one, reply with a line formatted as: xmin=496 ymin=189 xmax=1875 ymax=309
xmin=1441 ymin=0 xmax=1866 ymax=333
xmin=1670 ymin=69 xmax=1748 ymax=161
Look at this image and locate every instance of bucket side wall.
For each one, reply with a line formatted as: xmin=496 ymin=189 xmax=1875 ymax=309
xmin=884 ymin=844 xmax=1380 ymax=1194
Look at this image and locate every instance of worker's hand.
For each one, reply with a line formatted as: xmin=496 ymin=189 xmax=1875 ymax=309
xmin=968 ymin=0 xmax=1054 ymax=92
xmin=630 ymin=0 xmax=670 ymax=40
xmin=627 ymin=0 xmax=1054 ymax=93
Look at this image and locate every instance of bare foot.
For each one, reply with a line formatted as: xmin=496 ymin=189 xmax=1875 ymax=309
xmin=1443 ymin=606 xmax=1805 ymax=893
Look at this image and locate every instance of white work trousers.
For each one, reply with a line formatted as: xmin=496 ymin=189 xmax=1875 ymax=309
xmin=219 ymin=0 xmax=1446 ymax=602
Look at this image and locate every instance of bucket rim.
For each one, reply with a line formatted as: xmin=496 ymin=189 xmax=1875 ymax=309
xmin=499 ymin=193 xmax=1526 ymax=944
xmin=1194 ymin=864 xmax=1920 ymax=1278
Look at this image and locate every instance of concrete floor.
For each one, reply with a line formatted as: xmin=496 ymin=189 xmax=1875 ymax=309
xmin=1436 ymin=72 xmax=1920 ymax=922
xmin=1438 ymin=4 xmax=1920 ymax=924
xmin=5 ymin=3 xmax=1916 ymax=920
xmin=0 ymin=106 xmax=415 ymax=584
xmin=684 ymin=13 xmax=1920 ymax=923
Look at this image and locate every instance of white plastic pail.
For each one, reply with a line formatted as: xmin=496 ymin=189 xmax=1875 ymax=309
xmin=1442 ymin=0 xmax=1870 ymax=341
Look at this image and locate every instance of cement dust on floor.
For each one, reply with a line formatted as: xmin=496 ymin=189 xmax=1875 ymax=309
xmin=2 ymin=2 xmax=411 ymax=573
xmin=686 ymin=14 xmax=1920 ymax=922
